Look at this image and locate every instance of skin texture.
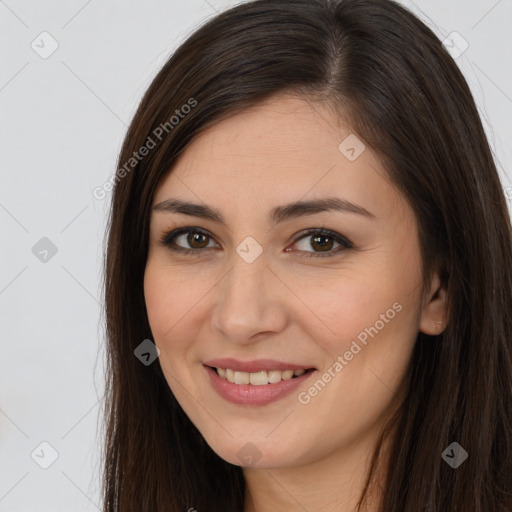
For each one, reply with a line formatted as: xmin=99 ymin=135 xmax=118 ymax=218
xmin=144 ymin=93 xmax=448 ymax=511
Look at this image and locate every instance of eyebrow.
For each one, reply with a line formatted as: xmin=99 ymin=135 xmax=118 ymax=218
xmin=153 ymin=197 xmax=375 ymax=225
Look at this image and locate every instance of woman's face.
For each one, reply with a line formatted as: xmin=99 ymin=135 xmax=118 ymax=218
xmin=144 ymin=94 xmax=446 ymax=469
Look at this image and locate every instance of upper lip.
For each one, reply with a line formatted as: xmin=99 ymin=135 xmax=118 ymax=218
xmin=203 ymin=358 xmax=315 ymax=373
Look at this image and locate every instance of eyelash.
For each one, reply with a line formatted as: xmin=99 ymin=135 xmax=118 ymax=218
xmin=158 ymin=226 xmax=354 ymax=258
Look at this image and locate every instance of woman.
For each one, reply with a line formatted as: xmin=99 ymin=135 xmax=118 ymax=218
xmin=101 ymin=0 xmax=512 ymax=510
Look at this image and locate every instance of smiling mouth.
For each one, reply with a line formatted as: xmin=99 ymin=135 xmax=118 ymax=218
xmin=209 ymin=366 xmax=316 ymax=385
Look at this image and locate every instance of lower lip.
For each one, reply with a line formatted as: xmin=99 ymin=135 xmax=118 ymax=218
xmin=204 ymin=365 xmax=315 ymax=406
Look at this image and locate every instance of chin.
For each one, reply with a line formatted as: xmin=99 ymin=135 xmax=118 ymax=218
xmin=201 ymin=432 xmax=305 ymax=469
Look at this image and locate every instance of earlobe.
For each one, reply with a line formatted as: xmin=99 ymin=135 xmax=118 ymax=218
xmin=418 ymin=273 xmax=449 ymax=335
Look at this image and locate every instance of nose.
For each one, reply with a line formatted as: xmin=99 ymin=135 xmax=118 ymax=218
xmin=211 ymin=252 xmax=288 ymax=345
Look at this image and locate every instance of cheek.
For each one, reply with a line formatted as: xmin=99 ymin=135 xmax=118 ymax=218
xmin=296 ymin=258 xmax=422 ymax=418
xmin=287 ymin=260 xmax=419 ymax=357
xmin=143 ymin=263 xmax=206 ymax=414
xmin=290 ymin=250 xmax=422 ymax=420
xmin=143 ymin=262 xmax=204 ymax=357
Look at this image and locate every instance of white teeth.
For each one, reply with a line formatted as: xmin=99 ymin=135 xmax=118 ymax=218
xmin=249 ymin=371 xmax=268 ymax=385
xmin=234 ymin=371 xmax=249 ymax=384
xmin=215 ymin=367 xmax=308 ymax=384
xmin=268 ymin=370 xmax=282 ymax=384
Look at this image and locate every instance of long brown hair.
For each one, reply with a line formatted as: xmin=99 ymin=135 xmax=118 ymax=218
xmin=101 ymin=0 xmax=512 ymax=510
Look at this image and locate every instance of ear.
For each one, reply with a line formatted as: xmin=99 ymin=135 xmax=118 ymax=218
xmin=418 ymin=271 xmax=448 ymax=335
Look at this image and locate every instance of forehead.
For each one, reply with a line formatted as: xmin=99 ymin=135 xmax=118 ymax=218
xmin=153 ymin=94 xmax=404 ymax=222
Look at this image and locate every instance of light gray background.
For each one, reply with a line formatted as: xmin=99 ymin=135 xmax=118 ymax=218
xmin=0 ymin=1 xmax=511 ymax=510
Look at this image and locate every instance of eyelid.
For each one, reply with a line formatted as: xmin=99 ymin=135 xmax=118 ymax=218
xmin=158 ymin=226 xmax=353 ymax=257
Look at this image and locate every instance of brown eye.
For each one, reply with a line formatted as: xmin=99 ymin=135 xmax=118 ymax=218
xmin=310 ymin=234 xmax=334 ymax=252
xmin=159 ymin=227 xmax=219 ymax=253
xmin=291 ymin=228 xmax=353 ymax=258
xmin=187 ymin=232 xmax=210 ymax=249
